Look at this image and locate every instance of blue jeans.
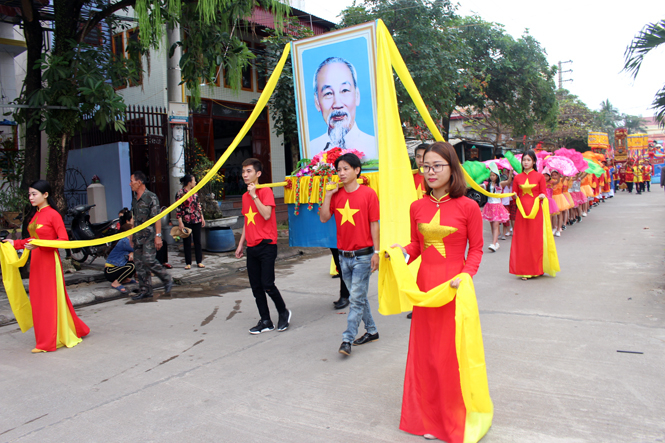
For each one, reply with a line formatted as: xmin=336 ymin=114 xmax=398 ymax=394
xmin=339 ymin=253 xmax=378 ymax=343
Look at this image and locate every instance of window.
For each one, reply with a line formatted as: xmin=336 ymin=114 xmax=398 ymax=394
xmin=111 ymin=28 xmax=143 ymax=89
xmin=224 ymin=41 xmax=254 ymax=92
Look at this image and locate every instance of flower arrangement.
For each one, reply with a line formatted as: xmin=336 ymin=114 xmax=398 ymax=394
xmin=290 ymin=148 xmax=365 ymax=215
xmin=91 ymin=175 xmax=101 ymax=184
xmin=190 ymin=139 xmax=225 ymax=220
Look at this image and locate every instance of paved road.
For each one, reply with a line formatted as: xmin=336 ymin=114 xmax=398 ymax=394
xmin=1 ymin=191 xmax=664 ymax=443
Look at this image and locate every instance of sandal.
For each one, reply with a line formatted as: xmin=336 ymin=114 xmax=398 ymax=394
xmin=113 ymin=285 xmax=128 ymax=294
xmin=197 ymin=263 xmax=205 ymax=268
xmin=163 ymin=263 xmax=173 ymax=269
xmin=184 ymin=265 xmax=191 ymax=270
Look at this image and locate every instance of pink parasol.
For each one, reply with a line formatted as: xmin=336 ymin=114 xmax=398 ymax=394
xmin=555 ymin=148 xmax=587 ymax=172
xmin=544 ymin=156 xmax=578 ymax=176
xmin=483 ymin=158 xmax=512 ymax=170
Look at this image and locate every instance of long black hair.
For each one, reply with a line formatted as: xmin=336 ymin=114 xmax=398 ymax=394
xmin=22 ymin=180 xmax=59 ymax=235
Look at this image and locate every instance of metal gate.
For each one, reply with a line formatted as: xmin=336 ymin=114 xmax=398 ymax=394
xmin=63 ymin=167 xmax=88 ymax=223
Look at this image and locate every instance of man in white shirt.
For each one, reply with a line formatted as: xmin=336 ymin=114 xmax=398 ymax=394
xmin=310 ymin=57 xmax=376 ymax=159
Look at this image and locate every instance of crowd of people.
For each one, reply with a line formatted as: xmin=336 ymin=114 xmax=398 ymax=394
xmin=5 ymin=141 xmax=659 ymax=442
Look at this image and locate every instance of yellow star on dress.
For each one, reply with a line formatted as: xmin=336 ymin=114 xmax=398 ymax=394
xmin=27 ymin=221 xmax=43 ymax=238
xmin=417 ymin=209 xmax=458 ymax=258
xmin=336 ymin=200 xmax=359 ymax=226
xmin=519 ymin=178 xmax=537 ymax=196
xmin=245 ymin=207 xmax=257 ymax=225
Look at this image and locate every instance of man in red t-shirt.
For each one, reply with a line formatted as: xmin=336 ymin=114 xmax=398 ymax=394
xmin=320 ymin=153 xmax=380 ymax=356
xmin=235 ymin=158 xmax=291 ymax=335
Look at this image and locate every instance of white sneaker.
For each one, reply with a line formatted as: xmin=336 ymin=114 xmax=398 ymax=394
xmin=554 ymin=231 xmax=561 ymax=237
xmin=499 ymin=235 xmax=507 ymax=240
xmin=488 ymin=243 xmax=497 ymax=252
xmin=582 ymin=213 xmax=587 ymax=217
xmin=494 ymin=243 xmax=500 ymax=251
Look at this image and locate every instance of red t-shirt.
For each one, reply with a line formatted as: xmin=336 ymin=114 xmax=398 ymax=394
xmin=242 ymin=187 xmax=277 ymax=247
xmin=413 ymin=173 xmax=425 ymax=199
xmin=330 ymin=185 xmax=379 ymax=251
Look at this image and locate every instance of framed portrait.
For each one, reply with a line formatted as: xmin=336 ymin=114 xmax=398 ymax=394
xmin=291 ymin=21 xmax=378 ymax=164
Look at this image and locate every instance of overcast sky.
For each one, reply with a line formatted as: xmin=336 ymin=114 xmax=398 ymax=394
xmin=300 ymin=0 xmax=665 ymax=119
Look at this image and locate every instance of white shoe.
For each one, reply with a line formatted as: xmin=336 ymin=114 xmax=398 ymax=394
xmin=554 ymin=231 xmax=561 ymax=237
xmin=494 ymin=243 xmax=500 ymax=250
xmin=499 ymin=235 xmax=507 ymax=240
xmin=488 ymin=243 xmax=497 ymax=252
xmin=582 ymin=213 xmax=587 ymax=217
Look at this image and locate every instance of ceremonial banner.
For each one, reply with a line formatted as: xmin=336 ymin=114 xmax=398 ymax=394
xmin=588 ymin=132 xmax=609 ymax=149
xmin=291 ymin=22 xmax=379 ymax=163
xmin=614 ymin=128 xmax=628 ymax=162
xmin=627 ymin=133 xmax=648 ymax=151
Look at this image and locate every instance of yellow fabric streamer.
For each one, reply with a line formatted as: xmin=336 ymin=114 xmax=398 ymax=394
xmin=53 ymin=251 xmax=82 ymax=348
xmin=30 ymin=43 xmax=292 ymax=249
xmin=0 ymin=243 xmax=33 ymax=332
xmin=380 ymin=248 xmax=493 ymax=442
xmin=512 ymin=197 xmax=560 ymax=277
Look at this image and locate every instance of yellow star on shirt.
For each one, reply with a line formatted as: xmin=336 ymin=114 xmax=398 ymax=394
xmin=245 ymin=207 xmax=257 ymax=225
xmin=417 ymin=209 xmax=458 ymax=258
xmin=519 ymin=178 xmax=537 ymax=196
xmin=336 ymin=200 xmax=359 ymax=226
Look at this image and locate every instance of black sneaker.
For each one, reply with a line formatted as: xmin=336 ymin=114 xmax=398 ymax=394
xmin=338 ymin=341 xmax=352 ymax=355
xmin=249 ymin=319 xmax=274 ymax=335
xmin=353 ymin=332 xmax=379 ymax=346
xmin=277 ymin=309 xmax=291 ymax=332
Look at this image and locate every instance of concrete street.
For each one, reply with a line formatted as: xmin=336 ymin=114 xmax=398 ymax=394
xmin=1 ymin=190 xmax=664 ymax=443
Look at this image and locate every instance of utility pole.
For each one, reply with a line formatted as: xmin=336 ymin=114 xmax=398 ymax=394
xmin=167 ymin=23 xmax=185 ymax=206
xmin=558 ymin=60 xmax=573 ymax=89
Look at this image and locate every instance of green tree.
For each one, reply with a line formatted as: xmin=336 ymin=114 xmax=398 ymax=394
xmin=254 ymin=18 xmax=313 ymax=170
xmin=9 ymin=0 xmax=289 ymax=212
xmin=622 ymin=114 xmax=648 ymax=133
xmin=531 ymin=89 xmax=595 ymax=149
xmin=456 ymin=24 xmax=558 ymax=154
xmin=340 ymin=0 xmax=464 ymax=139
xmin=624 ymin=19 xmax=665 ymax=127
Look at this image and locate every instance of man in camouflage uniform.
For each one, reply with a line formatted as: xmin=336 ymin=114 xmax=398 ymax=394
xmin=129 ymin=171 xmax=173 ymax=300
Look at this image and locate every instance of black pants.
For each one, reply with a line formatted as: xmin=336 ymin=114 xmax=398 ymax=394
xmin=637 ymin=182 xmax=643 ymax=194
xmin=156 ymin=240 xmax=168 ymax=264
xmin=246 ymin=242 xmax=286 ymax=322
xmin=104 ymin=262 xmax=136 ymax=283
xmin=627 ymin=182 xmax=633 ymax=193
xmin=330 ymin=248 xmax=349 ymax=299
xmin=183 ymin=222 xmax=203 ymax=265
xmin=646 ymin=181 xmax=651 ymax=191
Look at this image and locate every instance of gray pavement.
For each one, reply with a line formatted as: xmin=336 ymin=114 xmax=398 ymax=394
xmin=1 ymin=190 xmax=664 ymax=442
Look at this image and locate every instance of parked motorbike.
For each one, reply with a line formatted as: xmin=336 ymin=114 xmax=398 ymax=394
xmin=67 ymin=204 xmax=119 ymax=263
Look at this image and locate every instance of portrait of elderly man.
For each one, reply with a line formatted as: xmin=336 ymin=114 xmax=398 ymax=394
xmin=309 ymin=56 xmax=377 ymax=159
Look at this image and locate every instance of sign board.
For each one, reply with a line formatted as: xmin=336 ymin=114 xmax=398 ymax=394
xmin=168 ymin=102 xmax=189 ymax=124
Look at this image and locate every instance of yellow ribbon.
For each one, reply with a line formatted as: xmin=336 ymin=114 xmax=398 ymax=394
xmin=0 ymin=243 xmax=33 ymax=332
xmin=30 ymin=43 xmax=292 ymax=249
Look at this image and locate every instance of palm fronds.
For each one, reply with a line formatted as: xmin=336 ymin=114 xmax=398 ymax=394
xmin=623 ymin=19 xmax=665 ymax=78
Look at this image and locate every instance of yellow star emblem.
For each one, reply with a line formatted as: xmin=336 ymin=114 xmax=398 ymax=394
xmin=336 ymin=200 xmax=359 ymax=226
xmin=519 ymin=178 xmax=537 ymax=197
xmin=418 ymin=209 xmax=458 ymax=257
xmin=27 ymin=221 xmax=43 ymax=239
xmin=245 ymin=207 xmax=257 ymax=225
